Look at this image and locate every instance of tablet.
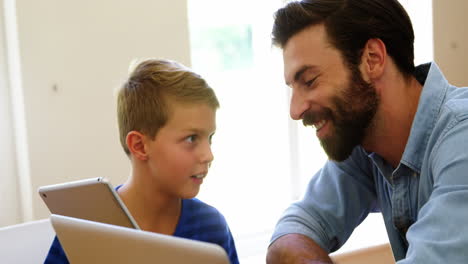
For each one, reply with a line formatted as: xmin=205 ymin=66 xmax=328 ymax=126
xmin=50 ymin=214 xmax=229 ymax=264
xmin=38 ymin=177 xmax=139 ymax=229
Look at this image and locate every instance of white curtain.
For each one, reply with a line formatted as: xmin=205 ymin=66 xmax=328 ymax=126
xmin=0 ymin=0 xmax=21 ymax=227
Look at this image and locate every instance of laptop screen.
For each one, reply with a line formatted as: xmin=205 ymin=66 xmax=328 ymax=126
xmin=50 ymin=214 xmax=229 ymax=264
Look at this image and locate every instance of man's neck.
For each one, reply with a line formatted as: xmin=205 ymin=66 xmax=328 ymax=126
xmin=362 ymin=69 xmax=423 ymax=168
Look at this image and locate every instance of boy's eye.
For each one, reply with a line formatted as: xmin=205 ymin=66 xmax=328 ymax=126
xmin=185 ymin=135 xmax=197 ymax=143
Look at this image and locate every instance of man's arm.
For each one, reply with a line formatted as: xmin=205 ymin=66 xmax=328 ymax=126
xmin=266 ymin=234 xmax=334 ymax=264
xmin=268 ymin=148 xmax=378 ymax=263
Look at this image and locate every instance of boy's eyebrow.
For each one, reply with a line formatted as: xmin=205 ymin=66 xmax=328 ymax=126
xmin=182 ymin=128 xmax=216 ymax=135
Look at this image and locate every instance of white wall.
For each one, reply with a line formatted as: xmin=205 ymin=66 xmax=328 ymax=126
xmin=3 ymin=0 xmax=191 ymax=222
xmin=433 ymin=0 xmax=468 ymax=86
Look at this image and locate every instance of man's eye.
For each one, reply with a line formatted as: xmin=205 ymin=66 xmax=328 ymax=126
xmin=305 ymin=76 xmax=318 ymax=87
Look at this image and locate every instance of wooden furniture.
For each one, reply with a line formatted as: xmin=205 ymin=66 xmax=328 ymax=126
xmin=331 ymin=243 xmax=395 ymax=264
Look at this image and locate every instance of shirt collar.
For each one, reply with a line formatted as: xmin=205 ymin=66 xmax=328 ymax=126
xmin=400 ymin=62 xmax=449 ymax=173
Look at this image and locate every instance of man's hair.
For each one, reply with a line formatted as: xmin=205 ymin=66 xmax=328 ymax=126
xmin=272 ymin=0 xmax=415 ymax=77
xmin=117 ymin=59 xmax=219 ymax=156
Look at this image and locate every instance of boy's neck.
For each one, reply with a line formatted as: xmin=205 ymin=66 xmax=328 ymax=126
xmin=117 ymin=175 xmax=182 ymax=235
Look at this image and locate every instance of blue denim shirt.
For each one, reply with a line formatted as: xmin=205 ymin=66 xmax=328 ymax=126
xmin=271 ymin=62 xmax=468 ymax=263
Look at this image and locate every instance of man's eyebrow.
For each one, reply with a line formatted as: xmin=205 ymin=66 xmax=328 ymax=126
xmin=286 ymin=65 xmax=316 ymax=86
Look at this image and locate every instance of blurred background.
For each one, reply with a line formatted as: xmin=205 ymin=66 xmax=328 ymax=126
xmin=1 ymin=0 xmax=464 ymax=262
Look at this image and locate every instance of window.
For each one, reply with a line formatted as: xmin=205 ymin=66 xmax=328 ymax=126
xmin=187 ymin=1 xmax=289 ymax=262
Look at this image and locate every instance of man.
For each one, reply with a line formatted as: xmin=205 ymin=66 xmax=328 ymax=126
xmin=267 ymin=0 xmax=468 ymax=263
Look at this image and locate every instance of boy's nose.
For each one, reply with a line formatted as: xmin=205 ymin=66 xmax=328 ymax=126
xmin=200 ymin=143 xmax=214 ymax=164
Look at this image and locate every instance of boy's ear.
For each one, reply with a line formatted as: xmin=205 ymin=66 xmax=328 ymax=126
xmin=126 ymin=131 xmax=148 ymax=161
xmin=360 ymin=38 xmax=386 ymax=81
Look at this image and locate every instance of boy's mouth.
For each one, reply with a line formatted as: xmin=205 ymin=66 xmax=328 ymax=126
xmin=191 ymin=174 xmax=206 ymax=179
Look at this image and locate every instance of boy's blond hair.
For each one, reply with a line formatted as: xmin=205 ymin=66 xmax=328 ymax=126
xmin=117 ymin=59 xmax=219 ymax=156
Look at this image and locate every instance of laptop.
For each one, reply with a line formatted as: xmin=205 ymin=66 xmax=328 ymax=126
xmin=50 ymin=214 xmax=230 ymax=264
xmin=38 ymin=177 xmax=139 ymax=229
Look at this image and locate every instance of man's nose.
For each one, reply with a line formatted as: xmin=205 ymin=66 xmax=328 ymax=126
xmin=290 ymin=89 xmax=307 ymax=120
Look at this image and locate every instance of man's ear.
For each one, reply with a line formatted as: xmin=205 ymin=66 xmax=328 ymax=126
xmin=126 ymin=131 xmax=148 ymax=161
xmin=360 ymin=38 xmax=387 ymax=80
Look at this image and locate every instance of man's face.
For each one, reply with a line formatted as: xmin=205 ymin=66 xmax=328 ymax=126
xmin=283 ymin=24 xmax=379 ymax=161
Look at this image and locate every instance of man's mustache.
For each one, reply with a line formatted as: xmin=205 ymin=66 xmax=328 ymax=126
xmin=302 ymin=108 xmax=333 ymax=127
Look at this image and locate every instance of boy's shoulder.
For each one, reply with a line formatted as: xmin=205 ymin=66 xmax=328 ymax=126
xmin=182 ymin=198 xmax=222 ymax=216
xmin=175 ymin=198 xmax=229 ymax=237
xmin=179 ymin=198 xmax=230 ymax=228
xmin=177 ymin=198 xmax=238 ymax=264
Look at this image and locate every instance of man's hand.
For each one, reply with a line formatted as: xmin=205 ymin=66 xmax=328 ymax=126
xmin=266 ymin=234 xmax=334 ymax=264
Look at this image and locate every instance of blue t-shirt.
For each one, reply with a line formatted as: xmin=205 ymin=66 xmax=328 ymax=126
xmin=45 ymin=198 xmax=239 ymax=264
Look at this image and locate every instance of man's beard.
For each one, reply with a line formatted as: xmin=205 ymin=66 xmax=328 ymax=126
xmin=303 ymin=66 xmax=379 ymax=161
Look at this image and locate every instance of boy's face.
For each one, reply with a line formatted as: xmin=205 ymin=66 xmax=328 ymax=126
xmin=145 ymin=101 xmax=216 ymax=199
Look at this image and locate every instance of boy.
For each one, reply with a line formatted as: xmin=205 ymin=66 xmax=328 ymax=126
xmin=44 ymin=59 xmax=239 ymax=264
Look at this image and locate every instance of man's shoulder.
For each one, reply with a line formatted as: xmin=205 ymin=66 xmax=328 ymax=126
xmin=424 ymin=87 xmax=468 ymax=165
xmin=429 ymin=88 xmax=468 ymax=141
xmin=443 ymin=88 xmax=468 ymax=121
